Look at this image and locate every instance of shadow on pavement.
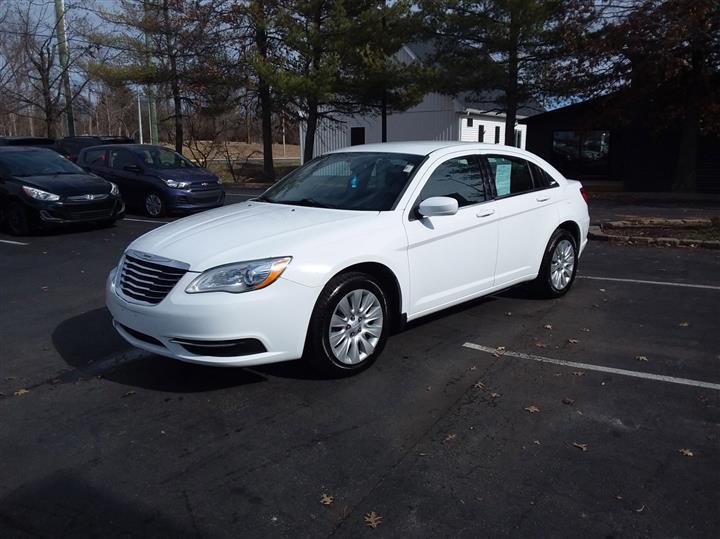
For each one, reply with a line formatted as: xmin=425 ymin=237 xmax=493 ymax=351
xmin=52 ymin=308 xmax=132 ymax=370
xmin=0 ymin=471 xmax=194 ymax=537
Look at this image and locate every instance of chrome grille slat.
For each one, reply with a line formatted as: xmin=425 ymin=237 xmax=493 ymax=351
xmin=118 ymin=252 xmax=188 ymax=305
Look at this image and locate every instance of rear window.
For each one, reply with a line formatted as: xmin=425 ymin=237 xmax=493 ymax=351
xmin=81 ymin=148 xmax=107 ymax=166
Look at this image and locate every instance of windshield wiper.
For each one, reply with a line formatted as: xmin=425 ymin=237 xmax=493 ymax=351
xmin=276 ymin=198 xmax=336 ymax=209
xmin=253 ymin=194 xmax=273 ymax=203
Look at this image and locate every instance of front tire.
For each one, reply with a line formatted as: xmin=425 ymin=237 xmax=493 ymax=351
xmin=304 ymin=272 xmax=390 ymax=377
xmin=532 ymin=229 xmax=578 ymax=298
xmin=144 ymin=192 xmax=165 ymax=217
xmin=6 ymin=201 xmax=31 ymax=236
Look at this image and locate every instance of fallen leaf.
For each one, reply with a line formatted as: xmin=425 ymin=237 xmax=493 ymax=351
xmin=568 ymin=339 xmax=579 ymax=344
xmin=469 ymin=366 xmax=477 ymax=371
xmin=490 ymin=392 xmax=501 ymax=399
xmin=13 ymin=388 xmax=29 ymax=396
xmin=544 ymin=324 xmax=553 ymax=330
xmin=493 ymin=346 xmax=506 ymax=357
xmin=615 ymin=495 xmax=624 ymax=501
xmin=562 ymin=398 xmax=575 ymax=406
xmin=364 ymin=511 xmax=382 ymax=529
xmin=635 ymin=504 xmax=645 ymax=513
xmin=524 ymin=405 xmax=540 ymax=413
xmin=505 ymin=311 xmax=512 ymax=316
xmin=535 ymin=342 xmax=548 ymax=348
xmin=573 ymin=442 xmax=589 ymax=452
xmin=121 ymin=390 xmax=136 ymax=398
xmin=678 ymin=448 xmax=694 ymax=457
xmin=533 ymin=440 xmax=541 ymax=445
xmin=572 ymin=371 xmax=585 ymax=376
xmin=320 ymin=493 xmax=334 ymax=506
xmin=445 ymin=432 xmax=457 ymax=442
xmin=599 ymin=288 xmax=606 ymax=292
xmin=580 ymin=328 xmax=591 ymax=332
xmin=635 ymin=355 xmax=648 ymax=362
xmin=679 ymin=321 xmax=689 ymax=327
xmin=473 ymin=381 xmax=485 ymax=389
xmin=426 ymin=386 xmax=432 ymax=391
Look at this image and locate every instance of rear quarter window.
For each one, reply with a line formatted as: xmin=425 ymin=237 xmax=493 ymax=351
xmin=81 ymin=148 xmax=107 ymax=167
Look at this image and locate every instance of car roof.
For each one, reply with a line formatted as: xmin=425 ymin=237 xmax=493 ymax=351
xmin=0 ymin=145 xmax=55 ymax=152
xmin=327 ymin=141 xmax=531 ymax=157
xmin=80 ymin=143 xmax=164 ymax=151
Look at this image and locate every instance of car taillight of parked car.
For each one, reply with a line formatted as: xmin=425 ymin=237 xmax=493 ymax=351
xmin=580 ymin=187 xmax=588 ymax=204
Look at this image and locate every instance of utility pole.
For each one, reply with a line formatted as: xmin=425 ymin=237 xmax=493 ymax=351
xmin=54 ymin=0 xmax=75 ymax=136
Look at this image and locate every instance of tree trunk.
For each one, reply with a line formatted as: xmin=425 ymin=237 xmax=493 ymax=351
xmin=504 ymin=13 xmax=519 ymax=147
xmin=255 ymin=2 xmax=275 ymax=180
xmin=303 ymin=99 xmax=319 ymax=163
xmin=672 ymin=49 xmax=702 ymax=192
xmin=164 ymin=0 xmax=183 ymax=153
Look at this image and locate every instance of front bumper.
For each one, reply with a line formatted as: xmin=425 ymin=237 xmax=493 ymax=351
xmin=31 ymin=196 xmax=125 ymax=225
xmin=167 ymin=189 xmax=225 ymax=214
xmin=106 ymin=268 xmax=319 ymax=367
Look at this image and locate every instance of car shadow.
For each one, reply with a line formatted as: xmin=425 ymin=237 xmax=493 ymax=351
xmin=0 ymin=471 xmax=194 ymax=537
xmin=52 ymin=307 xmax=267 ymax=392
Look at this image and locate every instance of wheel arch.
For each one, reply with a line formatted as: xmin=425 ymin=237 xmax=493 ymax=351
xmin=331 ymin=262 xmax=405 ymax=332
xmin=557 ymin=220 xmax=581 ymax=247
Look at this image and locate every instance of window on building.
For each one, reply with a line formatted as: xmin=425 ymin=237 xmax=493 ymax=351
xmin=485 ymin=155 xmax=534 ymax=197
xmin=419 ymin=156 xmax=486 ymax=207
xmin=350 ymin=127 xmax=365 ymax=146
xmin=467 ymin=118 xmax=474 ymax=127
xmin=495 ymin=126 xmax=501 ymax=144
xmin=553 ymin=130 xmax=610 ymax=163
xmin=478 ymin=125 xmax=485 ymax=142
xmin=515 ymin=129 xmax=522 ymax=148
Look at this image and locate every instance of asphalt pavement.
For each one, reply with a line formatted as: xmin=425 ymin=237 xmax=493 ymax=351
xmin=1 ymin=199 xmax=718 ymax=538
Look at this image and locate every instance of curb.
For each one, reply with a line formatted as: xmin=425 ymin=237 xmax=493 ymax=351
xmin=588 ymin=225 xmax=720 ymax=250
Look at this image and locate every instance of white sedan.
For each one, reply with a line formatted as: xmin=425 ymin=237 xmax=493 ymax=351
xmin=107 ymin=142 xmax=589 ymax=375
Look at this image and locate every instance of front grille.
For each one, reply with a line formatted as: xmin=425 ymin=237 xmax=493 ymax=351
xmin=67 ymin=193 xmax=109 ymax=202
xmin=68 ymin=208 xmax=114 ymax=220
xmin=119 ymin=253 xmax=188 ymax=305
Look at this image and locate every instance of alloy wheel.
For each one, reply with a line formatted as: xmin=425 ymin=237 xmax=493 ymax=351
xmin=327 ymin=288 xmax=384 ymax=365
xmin=145 ymin=193 xmax=163 ymax=217
xmin=550 ymin=239 xmax=575 ymax=290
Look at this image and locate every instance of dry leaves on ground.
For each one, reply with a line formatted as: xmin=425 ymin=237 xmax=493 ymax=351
xmin=679 ymin=321 xmax=690 ymax=327
xmin=444 ymin=432 xmax=457 ymax=442
xmin=544 ymin=324 xmax=553 ymax=330
xmin=493 ymin=346 xmax=506 ymax=357
xmin=320 ymin=494 xmax=334 ymax=506
xmin=568 ymin=339 xmax=579 ymax=344
xmin=490 ymin=392 xmax=501 ymax=399
xmin=562 ymin=398 xmax=575 ymax=406
xmin=524 ymin=405 xmax=540 ymax=413
xmin=13 ymin=388 xmax=29 ymax=396
xmin=581 ymin=328 xmax=591 ymax=332
xmin=535 ymin=342 xmax=548 ymax=348
xmin=572 ymin=371 xmax=585 ymax=376
xmin=364 ymin=511 xmax=382 ymax=529
xmin=573 ymin=442 xmax=589 ymax=452
xmin=678 ymin=448 xmax=694 ymax=457
xmin=635 ymin=355 xmax=649 ymax=362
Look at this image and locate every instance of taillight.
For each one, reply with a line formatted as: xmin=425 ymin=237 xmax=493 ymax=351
xmin=580 ymin=187 xmax=588 ymax=204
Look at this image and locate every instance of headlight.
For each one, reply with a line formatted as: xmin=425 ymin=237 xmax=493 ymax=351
xmin=109 ymin=182 xmax=120 ymax=196
xmin=22 ymin=186 xmax=60 ymax=201
xmin=185 ymin=257 xmax=292 ymax=294
xmin=163 ymin=179 xmax=191 ymax=189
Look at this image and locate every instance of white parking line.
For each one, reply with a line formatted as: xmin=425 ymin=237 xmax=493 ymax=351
xmin=0 ymin=239 xmax=29 ymax=246
xmin=578 ymin=275 xmax=720 ymax=291
xmin=123 ymin=217 xmax=171 ymax=225
xmin=463 ymin=343 xmax=720 ymax=391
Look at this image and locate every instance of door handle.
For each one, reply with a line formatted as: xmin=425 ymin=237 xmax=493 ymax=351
xmin=476 ymin=209 xmax=496 ymax=218
xmin=536 ymin=196 xmax=550 ymax=202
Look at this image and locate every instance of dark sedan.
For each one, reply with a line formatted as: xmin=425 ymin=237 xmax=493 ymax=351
xmin=77 ymin=144 xmax=225 ymax=217
xmin=0 ymin=147 xmax=125 ymax=235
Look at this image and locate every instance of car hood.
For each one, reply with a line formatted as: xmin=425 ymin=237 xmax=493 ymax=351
xmin=149 ymin=167 xmax=218 ymax=183
xmin=18 ymin=173 xmax=111 ymax=196
xmin=128 ymin=201 xmax=375 ymax=271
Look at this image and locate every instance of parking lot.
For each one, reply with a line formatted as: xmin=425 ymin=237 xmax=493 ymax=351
xmin=1 ymin=196 xmax=718 ymax=538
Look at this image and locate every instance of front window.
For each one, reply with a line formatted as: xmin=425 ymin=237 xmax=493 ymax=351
xmin=133 ymin=147 xmax=196 ymax=169
xmin=0 ymin=149 xmax=84 ymax=177
xmin=260 ymin=152 xmax=424 ymax=211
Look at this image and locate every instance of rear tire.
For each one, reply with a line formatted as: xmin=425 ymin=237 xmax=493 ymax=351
xmin=531 ymin=229 xmax=578 ymax=298
xmin=144 ymin=192 xmax=165 ymax=217
xmin=304 ymin=272 xmax=390 ymax=377
xmin=6 ymin=201 xmax=31 ymax=236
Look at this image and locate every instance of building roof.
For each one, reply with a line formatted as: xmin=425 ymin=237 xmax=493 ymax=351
xmin=327 ymin=141 xmax=527 ymax=157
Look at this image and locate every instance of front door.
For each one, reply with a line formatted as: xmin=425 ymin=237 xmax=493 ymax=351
xmin=403 ymin=153 xmax=499 ymax=317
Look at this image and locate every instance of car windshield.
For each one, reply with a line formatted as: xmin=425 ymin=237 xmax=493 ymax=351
xmin=0 ymin=149 xmax=83 ymax=177
xmin=260 ymin=152 xmax=424 ymax=211
xmin=134 ymin=147 xmax=196 ymax=169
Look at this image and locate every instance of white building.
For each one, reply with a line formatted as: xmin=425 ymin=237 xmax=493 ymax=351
xmin=299 ymin=42 xmax=543 ymax=163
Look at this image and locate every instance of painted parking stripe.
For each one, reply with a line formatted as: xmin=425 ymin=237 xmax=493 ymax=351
xmin=578 ymin=275 xmax=720 ymax=291
xmin=463 ymin=342 xmax=720 ymax=391
xmin=0 ymin=239 xmax=29 ymax=246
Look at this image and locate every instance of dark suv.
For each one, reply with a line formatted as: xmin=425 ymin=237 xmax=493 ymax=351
xmin=56 ymin=136 xmax=134 ymax=162
xmin=77 ymin=144 xmax=225 ymax=217
xmin=0 ymin=136 xmax=57 ymax=149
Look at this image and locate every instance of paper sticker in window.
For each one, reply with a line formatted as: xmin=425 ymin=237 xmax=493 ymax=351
xmin=495 ymin=164 xmax=512 ymax=196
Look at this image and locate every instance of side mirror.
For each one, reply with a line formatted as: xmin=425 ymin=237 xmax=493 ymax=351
xmin=123 ymin=164 xmax=142 ymax=173
xmin=418 ymin=196 xmax=459 ymax=217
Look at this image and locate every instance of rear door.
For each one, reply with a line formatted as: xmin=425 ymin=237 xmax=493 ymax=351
xmin=107 ymin=148 xmax=144 ymax=204
xmin=480 ymin=153 xmax=560 ymax=287
xmin=403 ymin=153 xmax=499 ymax=317
xmin=79 ymin=148 xmax=108 ymax=175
